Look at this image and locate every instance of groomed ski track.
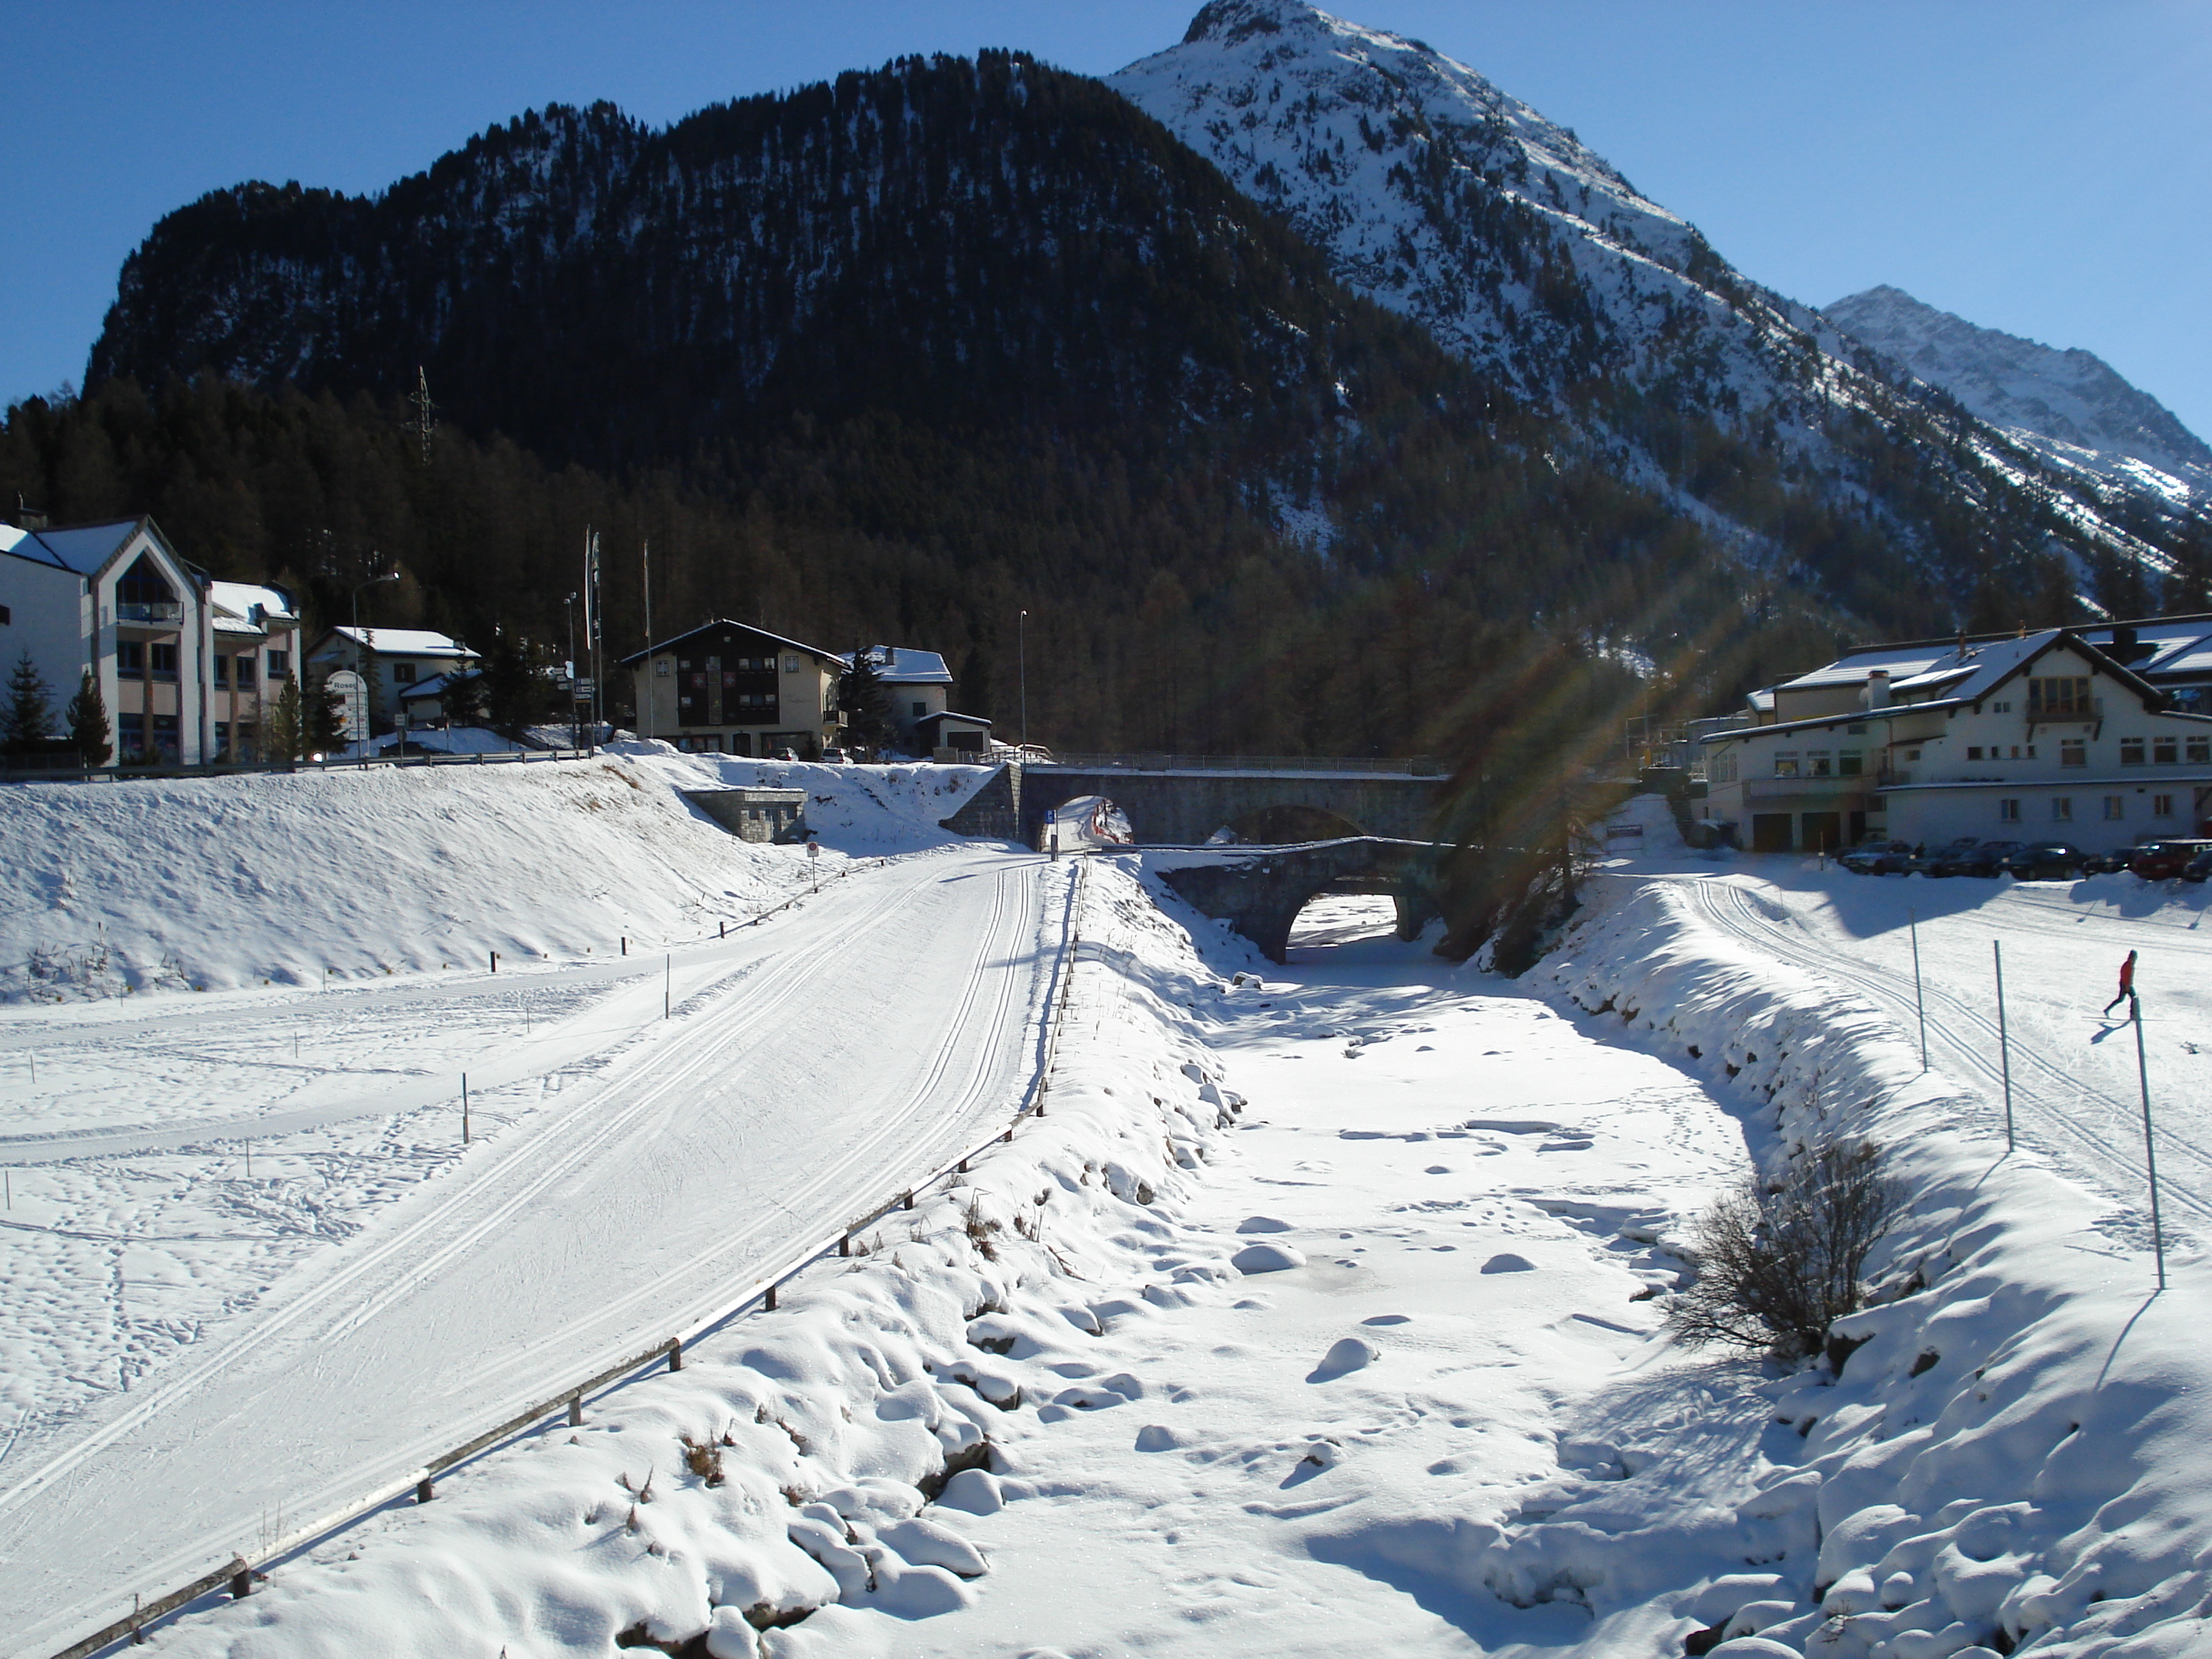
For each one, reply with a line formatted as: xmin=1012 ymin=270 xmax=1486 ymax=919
xmin=1653 ymin=871 xmax=2212 ymax=1237
xmin=1 ymin=843 xmax=1065 ymax=1655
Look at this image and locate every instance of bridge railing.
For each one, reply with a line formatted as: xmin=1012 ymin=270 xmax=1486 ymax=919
xmin=1037 ymin=752 xmax=1444 ymax=778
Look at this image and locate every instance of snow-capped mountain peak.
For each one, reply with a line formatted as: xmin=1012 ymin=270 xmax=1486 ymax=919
xmin=1115 ymin=0 xmax=1734 ymax=397
xmin=1826 ymin=284 xmax=2211 ymax=509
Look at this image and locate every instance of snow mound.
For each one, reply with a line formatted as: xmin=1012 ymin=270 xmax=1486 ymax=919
xmin=1231 ymin=1241 xmax=1306 ymax=1273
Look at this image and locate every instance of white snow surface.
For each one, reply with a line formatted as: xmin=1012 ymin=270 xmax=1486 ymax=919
xmin=9 ymin=765 xmax=2212 ymax=1656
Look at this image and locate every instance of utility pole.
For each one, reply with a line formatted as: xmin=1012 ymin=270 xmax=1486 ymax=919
xmin=1018 ymin=608 xmax=1029 ymax=752
xmin=405 ymin=367 xmax=437 ymax=463
xmin=565 ymin=593 xmax=580 ymax=751
xmin=1994 ymin=940 xmax=2013 ymax=1151
xmin=641 ymin=539 xmax=654 ymax=743
xmin=1907 ymin=907 xmax=1928 ymax=1072
xmin=2131 ymin=994 xmax=2166 ymax=1290
xmin=584 ymin=529 xmax=603 ymax=752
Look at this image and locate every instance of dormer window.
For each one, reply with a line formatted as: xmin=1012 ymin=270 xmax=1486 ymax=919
xmin=2028 ymin=677 xmax=2091 ymax=717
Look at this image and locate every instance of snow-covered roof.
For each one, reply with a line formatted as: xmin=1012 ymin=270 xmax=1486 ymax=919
xmin=617 ymin=619 xmax=841 ymax=668
xmin=840 ymin=646 xmax=953 ymax=685
xmin=916 ymin=709 xmax=992 ymax=727
xmin=209 ymin=580 xmax=298 ymax=634
xmin=397 ymin=670 xmax=480 ymax=703
xmin=0 ymin=517 xmax=145 ymax=575
xmin=325 ymin=626 xmax=480 ymax=660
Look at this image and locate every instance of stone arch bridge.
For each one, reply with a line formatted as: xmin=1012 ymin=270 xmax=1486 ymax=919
xmin=1141 ymin=839 xmax=1444 ymax=962
xmin=939 ymin=760 xmax=1453 ymax=961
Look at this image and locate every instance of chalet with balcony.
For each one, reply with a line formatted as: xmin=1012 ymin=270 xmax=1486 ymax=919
xmin=620 ymin=621 xmax=845 ymax=756
xmin=1701 ymin=621 xmax=2212 ymax=851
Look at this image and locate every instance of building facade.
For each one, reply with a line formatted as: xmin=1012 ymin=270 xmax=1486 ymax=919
xmin=305 ymin=627 xmax=482 ymax=737
xmin=0 ymin=516 xmax=227 ymax=764
xmin=621 ymin=621 xmax=845 ymax=756
xmin=207 ymin=582 xmax=304 ymax=762
xmin=840 ymin=645 xmax=956 ymax=752
xmin=1701 ymin=623 xmax=2212 ymax=851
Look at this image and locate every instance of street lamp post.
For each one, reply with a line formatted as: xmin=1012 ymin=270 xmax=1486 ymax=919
xmin=565 ymin=592 xmax=580 ymax=752
xmin=1018 ymin=608 xmax=1028 ymax=753
xmin=351 ymin=567 xmax=400 ymax=755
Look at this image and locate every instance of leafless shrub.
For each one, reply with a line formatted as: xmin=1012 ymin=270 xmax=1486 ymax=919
xmin=963 ymin=1196 xmax=1000 ymax=1261
xmin=680 ymin=1434 xmax=725 ymax=1486
xmin=1667 ymin=1140 xmax=1906 ymax=1362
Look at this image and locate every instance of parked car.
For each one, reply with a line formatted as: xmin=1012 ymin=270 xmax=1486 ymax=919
xmin=2003 ymin=842 xmax=2087 ymax=881
xmin=2185 ymin=849 xmax=2212 ymax=884
xmin=1840 ymin=840 xmax=1912 ymax=876
xmin=2080 ymin=847 xmax=2135 ymax=875
xmin=817 ymin=746 xmax=851 ymax=764
xmin=2126 ymin=840 xmax=2212 ymax=881
xmin=1945 ymin=840 xmax=2025 ymax=878
xmin=1911 ymin=838 xmax=1980 ymax=877
xmin=768 ymin=747 xmax=800 ymax=761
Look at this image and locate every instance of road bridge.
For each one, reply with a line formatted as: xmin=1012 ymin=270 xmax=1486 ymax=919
xmin=940 ymin=759 xmax=1446 ymax=846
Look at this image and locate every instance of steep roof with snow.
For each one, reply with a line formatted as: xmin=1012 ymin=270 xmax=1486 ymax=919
xmin=840 ymin=646 xmax=953 ymax=685
xmin=0 ymin=517 xmax=150 ymax=577
xmin=617 ymin=619 xmax=842 ymax=667
xmin=323 ymin=626 xmax=479 ymax=660
xmin=209 ymin=580 xmax=298 ymax=635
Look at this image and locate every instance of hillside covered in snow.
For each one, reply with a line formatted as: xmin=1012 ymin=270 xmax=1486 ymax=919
xmin=1112 ymin=0 xmax=2205 ymax=613
xmin=1827 ymin=284 xmax=2212 ymax=534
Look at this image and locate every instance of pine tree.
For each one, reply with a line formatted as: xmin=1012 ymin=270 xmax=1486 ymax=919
xmin=839 ymin=647 xmax=891 ymax=755
xmin=264 ymin=675 xmax=307 ymax=763
xmin=440 ymin=668 xmax=485 ymax=727
xmin=2 ymin=652 xmax=52 ymax=756
xmin=307 ymin=678 xmax=348 ymax=755
xmin=482 ymin=631 xmax=541 ymax=741
xmin=66 ymin=670 xmax=110 ymax=767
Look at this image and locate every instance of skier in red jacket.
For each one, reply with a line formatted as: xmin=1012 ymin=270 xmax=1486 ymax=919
xmin=2102 ymin=949 xmax=2139 ymax=1017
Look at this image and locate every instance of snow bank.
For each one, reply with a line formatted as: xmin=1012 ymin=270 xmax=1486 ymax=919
xmin=125 ymin=860 xmax=1245 ymax=1658
xmin=0 ymin=755 xmax=997 ymax=1002
xmin=1473 ymin=877 xmax=2212 ymax=1656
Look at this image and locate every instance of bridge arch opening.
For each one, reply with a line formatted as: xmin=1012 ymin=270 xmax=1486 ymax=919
xmin=1285 ymin=891 xmax=1406 ymax=956
xmin=1223 ymin=804 xmax=1366 ymax=845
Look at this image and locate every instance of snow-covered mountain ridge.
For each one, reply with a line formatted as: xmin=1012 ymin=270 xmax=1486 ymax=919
xmin=1112 ymin=0 xmax=2203 ymax=597
xmin=1827 ymin=284 xmax=2212 ymax=517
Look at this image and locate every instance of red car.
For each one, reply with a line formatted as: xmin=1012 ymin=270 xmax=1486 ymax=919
xmin=2126 ymin=840 xmax=2212 ymax=881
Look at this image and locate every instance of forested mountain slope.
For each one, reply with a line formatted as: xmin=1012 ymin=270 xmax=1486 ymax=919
xmin=22 ymin=52 xmax=1837 ymax=758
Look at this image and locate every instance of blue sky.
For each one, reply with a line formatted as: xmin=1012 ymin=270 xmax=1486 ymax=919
xmin=6 ymin=1 xmax=2208 ymax=441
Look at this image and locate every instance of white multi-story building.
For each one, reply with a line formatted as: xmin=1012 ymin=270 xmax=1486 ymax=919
xmin=1701 ymin=621 xmax=2212 ymax=852
xmin=305 ymin=626 xmax=482 ymax=737
xmin=0 ymin=515 xmax=234 ymax=764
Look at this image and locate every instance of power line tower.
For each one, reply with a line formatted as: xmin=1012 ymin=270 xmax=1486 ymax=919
xmin=405 ymin=366 xmax=438 ymax=462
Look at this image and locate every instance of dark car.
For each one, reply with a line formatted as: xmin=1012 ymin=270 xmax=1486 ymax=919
xmin=2003 ymin=842 xmax=2087 ymax=881
xmin=1840 ymin=840 xmax=1913 ymax=876
xmin=2080 ymin=847 xmax=2135 ymax=875
xmin=2127 ymin=840 xmax=2212 ymax=881
xmin=1943 ymin=840 xmax=2025 ymax=878
xmin=2184 ymin=849 xmax=2212 ymax=884
xmin=1912 ymin=838 xmax=1981 ymax=877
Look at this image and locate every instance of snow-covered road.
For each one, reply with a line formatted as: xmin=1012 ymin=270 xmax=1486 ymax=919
xmin=0 ymin=842 xmax=1066 ymax=1657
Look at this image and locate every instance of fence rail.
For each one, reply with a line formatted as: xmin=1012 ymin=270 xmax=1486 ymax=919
xmin=40 ymin=859 xmax=1091 ymax=1659
xmin=1 ymin=747 xmax=597 ymax=787
xmin=1038 ymin=752 xmax=1441 ymax=777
